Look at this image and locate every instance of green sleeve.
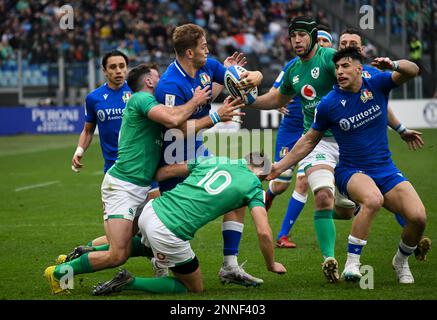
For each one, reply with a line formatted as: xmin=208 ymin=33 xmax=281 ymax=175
xmin=279 ymin=65 xmax=296 ymax=96
xmin=187 ymin=158 xmax=199 ymax=173
xmin=246 ymin=179 xmax=266 ymax=209
xmin=324 ymin=47 xmax=337 ymax=78
xmin=138 ymin=92 xmax=160 ymax=116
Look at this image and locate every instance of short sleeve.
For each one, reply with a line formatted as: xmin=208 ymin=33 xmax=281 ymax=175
xmin=84 ymin=94 xmax=96 ymax=123
xmin=311 ymin=97 xmax=331 ymax=132
xmin=245 ymin=179 xmax=266 ymax=209
xmin=324 ymin=48 xmax=337 ymax=77
xmin=155 ymin=80 xmax=186 ymax=107
xmin=371 ymin=71 xmax=398 ymax=96
xmin=187 ymin=157 xmax=199 ymax=173
xmin=209 ymin=58 xmax=226 ymax=85
xmin=273 ymin=58 xmax=296 ymax=88
xmin=279 ymin=65 xmax=296 ymax=96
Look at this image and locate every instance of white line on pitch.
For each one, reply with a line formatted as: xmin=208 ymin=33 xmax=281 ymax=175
xmin=15 ymin=181 xmax=60 ymax=192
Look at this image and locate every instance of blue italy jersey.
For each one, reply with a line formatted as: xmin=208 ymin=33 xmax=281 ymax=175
xmin=155 ymin=58 xmax=226 ymax=161
xmin=273 ymin=58 xmax=304 ymax=130
xmin=85 ymin=82 xmax=132 ymax=172
xmin=312 ymin=72 xmax=398 ymax=169
xmin=362 ymin=64 xmax=381 ymax=79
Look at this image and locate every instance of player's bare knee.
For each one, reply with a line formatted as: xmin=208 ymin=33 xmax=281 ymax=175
xmin=362 ymin=192 xmax=384 ymax=212
xmin=407 ymin=206 xmax=427 ymax=230
xmin=314 ymin=188 xmax=334 ymax=209
xmin=108 ymin=248 xmax=129 ymax=266
xmin=188 ymin=282 xmax=204 ymax=293
xmin=273 ymin=181 xmax=289 ymax=194
xmin=295 ymin=176 xmax=308 ymax=193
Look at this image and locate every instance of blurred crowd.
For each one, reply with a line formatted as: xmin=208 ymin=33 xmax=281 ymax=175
xmin=0 ymin=0 xmax=317 ymax=69
xmin=0 ymin=0 xmax=434 ymax=83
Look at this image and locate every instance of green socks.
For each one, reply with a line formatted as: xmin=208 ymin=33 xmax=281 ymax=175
xmin=54 ymin=253 xmax=93 ymax=280
xmin=314 ymin=210 xmax=336 ymax=259
xmin=124 ymin=276 xmax=187 ymax=294
xmin=88 ymin=235 xmax=149 ymax=258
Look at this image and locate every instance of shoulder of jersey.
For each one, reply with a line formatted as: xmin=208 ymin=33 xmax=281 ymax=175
xmin=87 ymin=83 xmax=108 ymax=101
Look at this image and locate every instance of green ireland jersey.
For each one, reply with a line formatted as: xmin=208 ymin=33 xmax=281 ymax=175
xmin=152 ymin=156 xmax=265 ymax=240
xmin=280 ymin=46 xmax=337 ymax=136
xmin=108 ymin=91 xmax=163 ymax=187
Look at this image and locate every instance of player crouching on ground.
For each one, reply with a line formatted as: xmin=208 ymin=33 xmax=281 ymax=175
xmin=268 ymin=47 xmax=426 ymax=284
xmin=92 ymin=153 xmax=286 ymax=295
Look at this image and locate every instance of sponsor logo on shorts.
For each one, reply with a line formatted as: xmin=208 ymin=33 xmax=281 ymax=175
xmin=157 ymin=252 xmax=166 ymax=261
xmin=128 ymin=208 xmax=134 ymax=217
xmin=316 ymin=153 xmax=326 ymax=160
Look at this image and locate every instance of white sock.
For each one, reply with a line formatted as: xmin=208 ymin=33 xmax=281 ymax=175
xmin=395 ymin=240 xmax=417 ymax=263
xmin=223 ymin=255 xmax=238 ymax=267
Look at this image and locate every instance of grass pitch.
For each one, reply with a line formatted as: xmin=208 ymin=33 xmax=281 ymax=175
xmin=0 ymin=130 xmax=436 ymax=300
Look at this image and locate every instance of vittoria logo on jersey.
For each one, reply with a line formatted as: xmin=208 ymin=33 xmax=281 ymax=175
xmin=200 ymin=73 xmax=211 ymax=87
xmin=362 ymin=71 xmax=371 ymax=79
xmin=311 ymin=67 xmax=320 ymax=79
xmin=98 ymin=108 xmax=124 ymax=122
xmin=339 ymin=104 xmax=382 ymax=131
xmin=360 ymin=89 xmax=373 ymax=103
xmin=339 ymin=118 xmax=351 ymax=131
xmin=301 ymin=84 xmax=317 ymax=101
xmin=97 ymin=110 xmax=106 ymax=122
xmin=122 ymin=91 xmax=132 ymax=103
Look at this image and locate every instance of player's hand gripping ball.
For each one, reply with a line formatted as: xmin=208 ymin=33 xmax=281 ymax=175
xmin=224 ymin=65 xmax=258 ymax=105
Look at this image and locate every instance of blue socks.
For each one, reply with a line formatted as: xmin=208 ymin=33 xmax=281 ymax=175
xmin=277 ymin=191 xmax=307 ymax=239
xmin=222 ymin=221 xmax=244 ymax=257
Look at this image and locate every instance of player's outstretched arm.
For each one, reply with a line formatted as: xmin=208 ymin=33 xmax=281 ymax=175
xmin=387 ymin=105 xmax=424 ymax=150
xmin=371 ymin=57 xmax=419 ymax=85
xmin=177 ymin=96 xmax=246 ymax=136
xmin=155 ymin=163 xmax=189 ymax=182
xmin=250 ymin=206 xmax=286 ymax=274
xmin=249 ymin=89 xmax=292 ymax=110
xmin=267 ymin=128 xmax=324 ymax=180
xmin=148 ymin=86 xmax=211 ymax=128
xmin=71 ymin=122 xmax=96 ymax=173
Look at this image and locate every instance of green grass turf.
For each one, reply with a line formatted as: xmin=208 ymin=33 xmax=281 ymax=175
xmin=0 ymin=130 xmax=436 ymax=300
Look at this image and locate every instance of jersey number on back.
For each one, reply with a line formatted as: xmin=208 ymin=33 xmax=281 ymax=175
xmin=197 ymin=166 xmax=232 ymax=195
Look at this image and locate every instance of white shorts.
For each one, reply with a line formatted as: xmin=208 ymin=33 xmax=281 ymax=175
xmin=101 ymin=173 xmax=151 ymax=221
xmin=138 ymin=200 xmax=195 ymax=269
xmin=300 ymin=136 xmax=339 ymax=171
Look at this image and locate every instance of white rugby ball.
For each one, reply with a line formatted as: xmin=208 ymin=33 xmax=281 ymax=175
xmin=224 ymin=65 xmax=258 ymax=105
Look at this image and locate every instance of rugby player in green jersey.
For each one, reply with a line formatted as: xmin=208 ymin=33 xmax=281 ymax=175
xmin=92 ymin=153 xmax=286 ymax=295
xmin=44 ymin=63 xmax=245 ymax=294
xmin=250 ymin=16 xmax=357 ymax=283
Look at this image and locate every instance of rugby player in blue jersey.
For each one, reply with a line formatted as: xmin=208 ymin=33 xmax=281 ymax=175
xmin=154 ymin=23 xmax=265 ymax=287
xmin=338 ymin=29 xmax=430 ymax=260
xmin=268 ymin=47 xmax=426 ymax=284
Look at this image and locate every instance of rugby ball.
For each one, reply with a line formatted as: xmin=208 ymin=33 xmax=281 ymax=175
xmin=224 ymin=65 xmax=258 ymax=105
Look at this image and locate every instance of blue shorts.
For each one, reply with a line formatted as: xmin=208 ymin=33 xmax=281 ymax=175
xmin=335 ymin=162 xmax=407 ymax=197
xmin=274 ymin=125 xmax=303 ymax=162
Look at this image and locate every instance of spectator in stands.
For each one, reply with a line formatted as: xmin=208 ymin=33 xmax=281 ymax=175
xmin=409 ymin=35 xmax=423 ymax=74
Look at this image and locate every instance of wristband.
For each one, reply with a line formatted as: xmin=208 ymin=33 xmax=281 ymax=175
xmin=392 ymin=60 xmax=400 ymax=71
xmin=210 ymin=111 xmax=221 ymax=125
xmin=395 ymin=123 xmax=407 ymax=134
xmin=74 ymin=146 xmax=85 ymax=157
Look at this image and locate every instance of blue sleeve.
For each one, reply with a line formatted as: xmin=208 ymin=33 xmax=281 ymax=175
xmin=311 ymin=98 xmax=331 ymax=132
xmin=209 ymin=58 xmax=226 ymax=85
xmin=84 ymin=94 xmax=96 ymax=123
xmin=363 ymin=64 xmax=381 ymax=77
xmin=371 ymin=71 xmax=398 ymax=95
xmin=155 ymin=80 xmax=187 ymax=106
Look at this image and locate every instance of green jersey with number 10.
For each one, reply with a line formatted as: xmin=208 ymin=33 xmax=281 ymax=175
xmin=279 ymin=46 xmax=337 ymax=136
xmin=152 ymin=156 xmax=265 ymax=240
